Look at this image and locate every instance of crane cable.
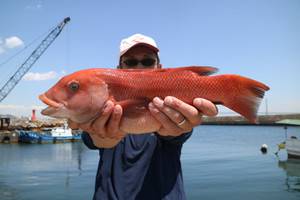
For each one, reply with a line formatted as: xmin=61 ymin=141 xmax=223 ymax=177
xmin=0 ymin=25 xmax=56 ymax=70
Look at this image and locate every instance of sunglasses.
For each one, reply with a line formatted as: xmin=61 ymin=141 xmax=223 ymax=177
xmin=123 ymin=58 xmax=156 ymax=67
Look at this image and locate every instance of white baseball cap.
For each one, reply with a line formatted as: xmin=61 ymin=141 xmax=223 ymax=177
xmin=119 ymin=33 xmax=159 ymax=57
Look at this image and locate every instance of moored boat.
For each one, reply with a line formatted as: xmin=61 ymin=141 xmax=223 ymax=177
xmin=276 ymin=119 xmax=300 ymax=159
xmin=285 ymin=137 xmax=300 ymax=159
xmin=18 ymin=124 xmax=81 ymax=144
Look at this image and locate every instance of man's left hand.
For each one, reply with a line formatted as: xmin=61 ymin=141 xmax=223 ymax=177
xmin=148 ymin=96 xmax=218 ymax=136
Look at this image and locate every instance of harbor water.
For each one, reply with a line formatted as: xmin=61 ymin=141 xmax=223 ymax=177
xmin=0 ymin=125 xmax=300 ymax=200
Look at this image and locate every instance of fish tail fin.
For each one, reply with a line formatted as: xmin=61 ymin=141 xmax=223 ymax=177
xmin=218 ymin=75 xmax=270 ymax=123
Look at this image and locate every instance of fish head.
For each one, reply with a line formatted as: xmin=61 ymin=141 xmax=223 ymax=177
xmin=39 ymin=69 xmax=109 ymax=123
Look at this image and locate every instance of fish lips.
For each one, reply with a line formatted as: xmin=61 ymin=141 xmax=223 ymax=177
xmin=39 ymin=94 xmax=65 ymax=116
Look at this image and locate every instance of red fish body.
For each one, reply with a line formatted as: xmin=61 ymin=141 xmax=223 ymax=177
xmin=39 ymin=66 xmax=269 ymax=133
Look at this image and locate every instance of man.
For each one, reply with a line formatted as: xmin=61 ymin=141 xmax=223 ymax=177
xmin=69 ymin=33 xmax=217 ymax=199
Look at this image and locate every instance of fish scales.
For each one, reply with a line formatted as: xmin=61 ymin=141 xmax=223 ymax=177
xmin=39 ymin=66 xmax=269 ymax=133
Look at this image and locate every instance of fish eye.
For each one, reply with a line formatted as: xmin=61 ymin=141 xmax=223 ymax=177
xmin=68 ymin=81 xmax=79 ymax=92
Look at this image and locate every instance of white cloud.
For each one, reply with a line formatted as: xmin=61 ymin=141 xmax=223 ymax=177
xmin=0 ymin=104 xmax=45 ymax=110
xmin=0 ymin=47 xmax=5 ymax=54
xmin=0 ymin=38 xmax=5 ymax=54
xmin=0 ymin=104 xmax=26 ymax=109
xmin=0 ymin=36 xmax=24 ymax=54
xmin=23 ymin=71 xmax=58 ymax=81
xmin=5 ymin=36 xmax=24 ymax=49
xmin=0 ymin=104 xmax=46 ymax=118
xmin=25 ymin=1 xmax=43 ymax=10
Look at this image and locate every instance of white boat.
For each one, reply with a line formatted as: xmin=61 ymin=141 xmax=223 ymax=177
xmin=18 ymin=123 xmax=81 ymax=144
xmin=285 ymin=137 xmax=300 ymax=159
xmin=276 ymin=119 xmax=300 ymax=159
xmin=50 ymin=126 xmax=73 ymax=138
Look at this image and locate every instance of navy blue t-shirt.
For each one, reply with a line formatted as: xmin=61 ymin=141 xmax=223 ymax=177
xmin=82 ymin=132 xmax=192 ymax=200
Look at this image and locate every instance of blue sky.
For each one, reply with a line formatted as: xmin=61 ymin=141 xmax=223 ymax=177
xmin=0 ymin=0 xmax=299 ymax=117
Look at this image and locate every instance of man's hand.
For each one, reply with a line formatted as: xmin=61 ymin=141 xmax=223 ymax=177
xmin=148 ymin=96 xmax=218 ymax=136
xmin=68 ymin=100 xmax=126 ymax=148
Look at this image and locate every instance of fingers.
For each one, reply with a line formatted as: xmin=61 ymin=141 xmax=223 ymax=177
xmin=193 ymin=98 xmax=218 ymax=116
xmin=106 ymin=105 xmax=125 ymax=139
xmin=73 ymin=100 xmax=125 ymax=139
xmin=93 ymin=100 xmax=115 ymax=129
xmin=68 ymin=119 xmax=79 ymax=129
xmin=91 ymin=101 xmax=125 ymax=138
xmin=152 ymin=97 xmax=186 ymax=124
xmin=149 ymin=97 xmax=194 ymax=136
xmin=163 ymin=96 xmax=202 ymax=125
xmin=149 ymin=96 xmax=217 ymax=137
xmin=149 ymin=102 xmax=188 ymax=135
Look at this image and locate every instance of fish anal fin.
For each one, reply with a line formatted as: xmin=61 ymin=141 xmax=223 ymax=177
xmin=117 ymin=98 xmax=162 ymax=134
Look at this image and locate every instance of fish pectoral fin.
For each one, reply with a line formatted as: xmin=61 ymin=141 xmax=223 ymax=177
xmin=117 ymin=98 xmax=150 ymax=119
xmin=117 ymin=98 xmax=150 ymax=107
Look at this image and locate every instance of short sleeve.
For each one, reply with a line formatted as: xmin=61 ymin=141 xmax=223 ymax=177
xmin=81 ymin=132 xmax=99 ymax=150
xmin=157 ymin=130 xmax=193 ymax=145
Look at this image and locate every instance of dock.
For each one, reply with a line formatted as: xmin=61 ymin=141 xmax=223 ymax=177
xmin=202 ymin=113 xmax=300 ymax=125
xmin=0 ymin=117 xmax=80 ymax=144
xmin=0 ymin=114 xmax=299 ymax=144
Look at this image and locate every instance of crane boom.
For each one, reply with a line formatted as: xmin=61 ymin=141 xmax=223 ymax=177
xmin=0 ymin=17 xmax=70 ymax=102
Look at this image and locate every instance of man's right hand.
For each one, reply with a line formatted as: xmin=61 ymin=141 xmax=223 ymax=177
xmin=68 ymin=100 xmax=125 ymax=148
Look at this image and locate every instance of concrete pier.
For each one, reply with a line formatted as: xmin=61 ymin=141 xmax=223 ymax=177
xmin=0 ymin=130 xmax=18 ymax=143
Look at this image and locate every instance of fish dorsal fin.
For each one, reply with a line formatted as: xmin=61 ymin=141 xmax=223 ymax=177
xmin=117 ymin=66 xmax=218 ymax=76
xmin=117 ymin=68 xmax=156 ymax=72
xmin=166 ymin=66 xmax=218 ymax=76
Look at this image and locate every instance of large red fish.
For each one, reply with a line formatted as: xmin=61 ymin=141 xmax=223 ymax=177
xmin=39 ymin=66 xmax=269 ymax=133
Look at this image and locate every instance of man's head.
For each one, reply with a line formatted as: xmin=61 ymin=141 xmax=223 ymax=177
xmin=118 ymin=33 xmax=161 ymax=69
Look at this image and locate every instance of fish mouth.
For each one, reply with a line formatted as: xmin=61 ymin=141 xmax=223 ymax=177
xmin=39 ymin=94 xmax=64 ymax=116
